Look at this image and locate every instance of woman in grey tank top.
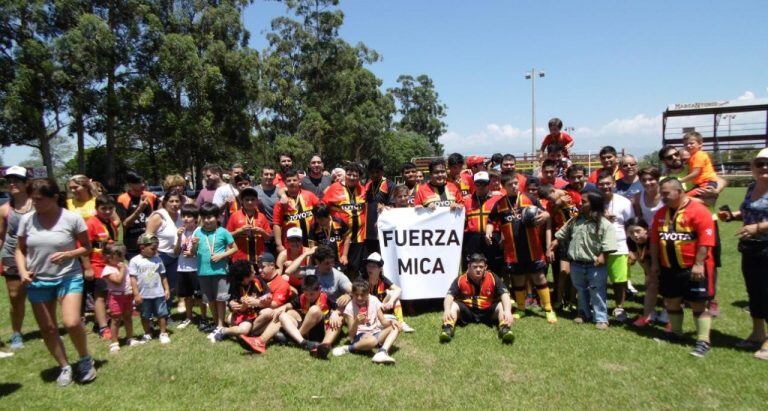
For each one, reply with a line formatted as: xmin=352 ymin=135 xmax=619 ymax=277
xmin=0 ymin=167 xmax=33 ymax=349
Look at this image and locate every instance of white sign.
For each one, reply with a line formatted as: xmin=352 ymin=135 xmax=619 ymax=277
xmin=377 ymin=207 xmax=465 ymax=300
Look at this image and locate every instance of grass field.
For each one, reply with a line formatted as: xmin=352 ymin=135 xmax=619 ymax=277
xmin=1 ymin=187 xmax=766 ymax=410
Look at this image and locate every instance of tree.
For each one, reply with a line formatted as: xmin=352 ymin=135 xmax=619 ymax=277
xmin=388 ymin=74 xmax=447 ymax=155
xmin=379 ymin=130 xmax=434 ymax=177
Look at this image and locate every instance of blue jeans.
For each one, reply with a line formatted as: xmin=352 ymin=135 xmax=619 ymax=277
xmin=570 ymin=262 xmax=608 ymax=323
xmin=159 ymin=252 xmax=179 ymax=298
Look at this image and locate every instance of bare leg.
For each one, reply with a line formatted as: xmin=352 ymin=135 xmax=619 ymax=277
xmin=60 ymin=293 xmax=90 ymax=358
xmin=5 ymin=277 xmax=26 ymax=334
xmin=279 ymin=311 xmax=305 ymax=343
xmin=93 ymin=290 xmax=109 ymax=330
xmin=122 ymin=311 xmax=134 ymax=339
xmin=32 ymin=300 xmax=68 ymax=366
xmin=378 ymin=326 xmax=398 ymax=352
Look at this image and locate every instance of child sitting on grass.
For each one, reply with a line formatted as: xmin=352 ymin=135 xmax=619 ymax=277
xmin=332 ymin=279 xmax=401 ymax=364
xmin=279 ymin=275 xmax=326 ymax=352
xmin=129 ymin=234 xmax=171 ymax=344
xmin=102 ymin=244 xmax=143 ymax=353
xmin=211 ymin=260 xmax=271 ymax=342
xmin=359 ymin=252 xmax=413 ymax=332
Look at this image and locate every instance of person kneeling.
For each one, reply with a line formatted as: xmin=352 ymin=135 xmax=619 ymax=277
xmin=440 ymin=253 xmax=515 ymax=344
xmin=331 ymin=280 xmax=401 ymax=364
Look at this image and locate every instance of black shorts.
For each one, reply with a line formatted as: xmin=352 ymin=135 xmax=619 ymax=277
xmin=506 ymin=260 xmax=547 ymax=277
xmin=660 ymin=265 xmax=715 ymax=302
xmin=345 ymin=243 xmax=367 ymax=277
xmin=86 ymin=277 xmax=109 ymax=295
xmin=177 ymin=271 xmax=201 ymax=298
xmin=457 ymin=301 xmax=498 ymax=325
xmin=306 ymin=321 xmax=326 ymax=342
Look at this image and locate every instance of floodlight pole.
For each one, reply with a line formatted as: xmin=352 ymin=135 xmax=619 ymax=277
xmin=525 ymin=68 xmax=545 ymax=160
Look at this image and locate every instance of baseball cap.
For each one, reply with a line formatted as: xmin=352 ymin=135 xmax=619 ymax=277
xmin=755 ymin=147 xmax=768 ymax=160
xmin=260 ymin=252 xmax=276 ymax=264
xmin=137 ymin=233 xmax=159 ymax=245
xmin=466 ymin=155 xmax=485 ymax=167
xmin=364 ymin=252 xmax=384 ymax=266
xmin=286 ymin=227 xmax=303 ymax=239
xmin=4 ymin=166 xmax=27 ymax=179
xmin=473 ymin=171 xmax=490 ymax=183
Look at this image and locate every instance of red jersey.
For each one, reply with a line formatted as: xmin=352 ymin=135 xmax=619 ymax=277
xmin=309 ymin=216 xmax=349 ymax=261
xmin=448 ymin=271 xmax=508 ymax=310
xmin=283 ymin=247 xmax=313 ymax=288
xmin=546 ymin=196 xmax=579 ymax=232
xmin=86 ymin=216 xmax=122 ymax=278
xmin=588 ymin=167 xmax=623 ymax=184
xmin=272 ymin=189 xmax=320 ymax=246
xmin=226 ymin=209 xmax=272 ymax=263
xmin=650 ymin=199 xmax=715 ymax=270
xmin=457 ymin=170 xmax=475 ymax=197
xmin=489 ymin=193 xmax=546 ymax=264
xmin=299 ymin=292 xmax=331 ymax=316
xmin=324 ymin=182 xmax=366 ymax=244
xmin=414 ymin=182 xmax=463 ymax=208
xmin=266 ymin=274 xmax=291 ymax=306
xmin=539 ymin=176 xmax=568 ymax=189
xmin=274 ymin=173 xmax=286 ymax=189
xmin=464 ymin=193 xmax=502 ymax=233
xmin=540 ymin=132 xmax=574 ymax=156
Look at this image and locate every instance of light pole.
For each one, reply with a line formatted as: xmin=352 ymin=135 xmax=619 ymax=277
xmin=524 ymin=68 xmax=545 ymax=159
xmin=722 ymin=114 xmax=736 ymax=136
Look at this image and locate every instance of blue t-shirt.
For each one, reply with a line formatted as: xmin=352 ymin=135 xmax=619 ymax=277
xmin=615 ymin=179 xmax=643 ymax=199
xmin=195 ymin=226 xmax=235 ymax=276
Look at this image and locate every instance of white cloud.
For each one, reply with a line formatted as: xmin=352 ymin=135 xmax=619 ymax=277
xmin=737 ymin=90 xmax=756 ymax=100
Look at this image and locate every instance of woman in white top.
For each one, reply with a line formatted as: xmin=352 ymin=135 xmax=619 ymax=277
xmin=146 ymin=192 xmax=182 ymax=297
xmin=633 ymin=167 xmax=664 ymax=225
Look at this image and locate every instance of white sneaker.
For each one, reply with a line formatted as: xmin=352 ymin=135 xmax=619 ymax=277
xmin=207 ymin=327 xmax=223 ymax=343
xmin=372 ymin=350 xmax=395 ymax=364
xmin=614 ymin=307 xmax=627 ymax=323
xmin=0 ymin=351 xmax=14 ymax=359
xmin=658 ymin=309 xmax=670 ymax=324
xmin=331 ymin=345 xmax=350 ymax=357
xmin=159 ymin=333 xmax=171 ymax=344
xmin=127 ymin=338 xmax=144 ymax=347
xmin=177 ymin=319 xmax=192 ymax=329
xmin=627 ymin=280 xmax=638 ymax=295
xmin=141 ymin=333 xmax=152 ymax=343
xmin=401 ymin=322 xmax=415 ymax=333
xmin=57 ymin=365 xmax=73 ymax=387
xmin=109 ymin=342 xmax=120 ymax=353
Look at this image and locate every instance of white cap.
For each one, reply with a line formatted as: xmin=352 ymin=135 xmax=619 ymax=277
xmin=364 ymin=252 xmax=384 ymax=265
xmin=3 ymin=166 xmax=27 ymax=179
xmin=473 ymin=171 xmax=490 ymax=182
xmin=755 ymin=147 xmax=768 ymax=160
xmin=286 ymin=227 xmax=303 ymax=239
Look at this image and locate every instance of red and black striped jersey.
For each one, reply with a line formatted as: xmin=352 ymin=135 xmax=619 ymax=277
xmin=272 ymin=189 xmax=320 ymax=247
xmin=324 ymin=182 xmax=366 ymax=244
xmin=650 ymin=199 xmax=715 ymax=270
xmin=414 ymin=182 xmax=463 ymax=208
xmin=464 ymin=193 xmax=502 ymax=233
xmin=489 ymin=193 xmax=546 ymax=264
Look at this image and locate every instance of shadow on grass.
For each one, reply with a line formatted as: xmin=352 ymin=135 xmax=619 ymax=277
xmin=731 ymin=300 xmax=749 ymax=309
xmin=0 ymin=383 xmax=22 ymax=397
xmin=39 ymin=359 xmax=109 ymax=383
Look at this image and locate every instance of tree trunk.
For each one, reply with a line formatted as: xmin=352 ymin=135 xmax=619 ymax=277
xmin=39 ymin=130 xmax=54 ymax=178
xmin=75 ymin=107 xmax=86 ymax=174
xmin=105 ymin=6 xmax=117 ymax=191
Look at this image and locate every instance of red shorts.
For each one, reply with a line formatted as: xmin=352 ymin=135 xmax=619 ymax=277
xmin=233 ymin=312 xmax=257 ymax=326
xmin=108 ymin=294 xmax=134 ymax=317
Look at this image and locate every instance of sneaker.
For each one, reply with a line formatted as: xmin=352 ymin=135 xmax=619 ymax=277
xmin=198 ymin=321 xmax=215 ymax=333
xmin=371 ymin=350 xmax=395 ymax=364
xmin=690 ymin=340 xmax=711 ymax=357
xmin=512 ymin=312 xmax=521 ymax=320
xmin=109 ymin=342 xmax=120 ymax=353
xmin=735 ymin=339 xmax=763 ymax=350
xmin=207 ymin=328 xmax=223 ymax=343
xmin=177 ymin=319 xmax=192 ymax=329
xmin=127 ymin=338 xmax=144 ymax=347
xmin=498 ymin=326 xmax=514 ymax=344
xmin=159 ymin=333 xmax=171 ymax=344
xmin=401 ymin=322 xmax=415 ymax=333
xmin=657 ymin=310 xmax=670 ymax=324
xmin=708 ymin=301 xmax=720 ymax=317
xmin=613 ymin=307 xmax=627 ymax=323
xmin=545 ymin=310 xmax=558 ymax=324
xmin=0 ymin=351 xmax=15 ymax=358
xmin=632 ymin=315 xmax=652 ymax=327
xmin=755 ymin=348 xmax=768 ymax=360
xmin=99 ymin=327 xmax=112 ymax=341
xmin=240 ymin=335 xmax=267 ymax=353
xmin=332 ymin=345 xmax=350 ymax=357
xmin=439 ymin=324 xmax=454 ymax=343
xmin=574 ymin=316 xmax=585 ymax=325
xmin=300 ymin=340 xmax=321 ymax=351
xmin=310 ymin=343 xmax=331 ymax=359
xmin=57 ymin=365 xmax=73 ymax=387
xmin=10 ymin=332 xmax=24 ymax=349
xmin=273 ymin=331 xmax=288 ymax=345
xmin=627 ymin=280 xmax=638 ymax=297
xmin=595 ymin=322 xmax=609 ymax=330
xmin=75 ymin=356 xmax=96 ymax=383
xmin=141 ymin=333 xmax=153 ymax=343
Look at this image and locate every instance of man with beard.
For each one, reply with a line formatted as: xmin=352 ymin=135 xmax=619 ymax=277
xmin=274 ymin=153 xmax=294 ymax=189
xmin=301 ymin=155 xmax=332 ymax=200
xmin=195 ymin=164 xmax=223 ymax=207
xmin=273 ymin=169 xmax=320 ymax=253
xmin=564 ymin=164 xmax=599 ymax=206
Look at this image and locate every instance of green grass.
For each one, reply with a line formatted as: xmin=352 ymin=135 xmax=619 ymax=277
xmin=1 ymin=187 xmax=766 ymax=409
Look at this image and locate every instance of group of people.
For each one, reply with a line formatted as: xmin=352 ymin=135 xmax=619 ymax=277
xmin=1 ymin=117 xmax=767 ymax=387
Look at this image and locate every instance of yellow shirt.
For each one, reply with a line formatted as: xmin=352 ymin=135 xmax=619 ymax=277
xmin=67 ymin=197 xmax=96 ymax=220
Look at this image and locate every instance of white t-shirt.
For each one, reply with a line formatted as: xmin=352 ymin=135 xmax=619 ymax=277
xmin=344 ymin=295 xmax=383 ymax=334
xmin=212 ymin=184 xmax=238 ymax=208
xmin=102 ymin=264 xmax=132 ymax=295
xmin=128 ymin=254 xmax=166 ymax=298
xmin=176 ymin=228 xmax=199 ymax=272
xmin=605 ymin=194 xmax=634 ymax=255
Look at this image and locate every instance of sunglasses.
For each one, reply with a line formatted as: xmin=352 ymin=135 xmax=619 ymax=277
xmin=754 ymin=160 xmax=768 ymax=168
xmin=663 ymin=153 xmax=680 ymax=160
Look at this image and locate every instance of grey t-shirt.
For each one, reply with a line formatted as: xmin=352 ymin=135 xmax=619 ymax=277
xmin=255 ymin=185 xmax=280 ymax=223
xmin=17 ymin=209 xmax=87 ymax=281
xmin=300 ymin=175 xmax=332 ymax=200
xmin=128 ymin=254 xmax=166 ymax=299
xmin=304 ymin=265 xmax=351 ymax=302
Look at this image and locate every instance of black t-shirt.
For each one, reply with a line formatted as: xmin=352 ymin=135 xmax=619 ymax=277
xmin=364 ymin=178 xmax=395 ymax=240
xmin=117 ymin=193 xmax=159 ymax=253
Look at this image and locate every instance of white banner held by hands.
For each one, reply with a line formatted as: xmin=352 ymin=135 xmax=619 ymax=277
xmin=377 ymin=207 xmax=465 ymax=300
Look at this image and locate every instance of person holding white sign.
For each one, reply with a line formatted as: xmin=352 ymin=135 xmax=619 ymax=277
xmin=414 ymin=158 xmax=464 ymax=211
xmin=439 ymin=253 xmax=514 ymax=344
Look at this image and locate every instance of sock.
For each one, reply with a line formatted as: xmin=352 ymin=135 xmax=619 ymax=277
xmin=513 ymin=288 xmax=527 ymax=312
xmin=444 ymin=318 xmax=456 ymax=327
xmin=347 ymin=343 xmax=356 ymax=353
xmin=694 ymin=314 xmax=712 ymax=343
xmin=393 ymin=304 xmax=404 ymax=322
xmin=536 ymin=284 xmax=553 ymax=312
xmin=668 ymin=310 xmax=684 ymax=334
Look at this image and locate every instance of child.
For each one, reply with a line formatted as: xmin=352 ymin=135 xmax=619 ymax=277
xmin=309 ymin=204 xmax=350 ymax=266
xmin=193 ymin=202 xmax=238 ymax=337
xmin=129 ymin=234 xmax=171 ymax=344
xmin=102 ymin=244 xmax=142 ymax=353
xmin=549 ymin=192 xmax=617 ymax=329
xmin=359 ymin=252 xmax=414 ymax=332
xmin=539 ymin=184 xmax=579 ymax=310
xmin=210 ymin=260 xmax=272 ymax=351
xmin=277 ymin=227 xmax=314 ymax=288
xmin=540 ymin=117 xmax=574 ymax=159
xmin=680 ymin=131 xmax=719 ymax=206
xmin=332 ymin=279 xmax=401 ymax=364
xmin=391 ymin=184 xmax=410 ymax=208
xmin=173 ymin=204 xmax=207 ymax=330
xmin=625 ymin=218 xmax=668 ymax=327
xmin=279 ymin=275 xmax=326 ymax=352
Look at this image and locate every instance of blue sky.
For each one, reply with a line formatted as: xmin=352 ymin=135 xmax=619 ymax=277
xmin=3 ymin=0 xmax=767 ymax=164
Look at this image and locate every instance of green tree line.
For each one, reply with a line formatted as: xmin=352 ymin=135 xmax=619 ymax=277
xmin=0 ymin=0 xmax=446 ymax=188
